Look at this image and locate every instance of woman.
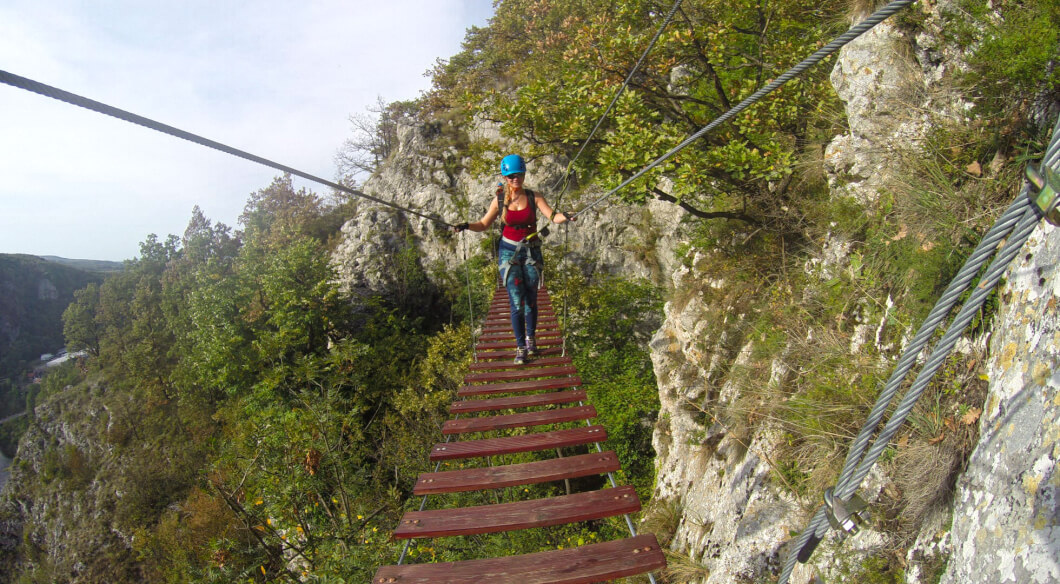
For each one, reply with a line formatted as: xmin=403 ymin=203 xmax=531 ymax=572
xmin=454 ymin=154 xmax=573 ymax=364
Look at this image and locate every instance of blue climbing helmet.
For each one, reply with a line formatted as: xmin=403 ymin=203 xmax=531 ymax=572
xmin=500 ymin=154 xmax=526 ymax=176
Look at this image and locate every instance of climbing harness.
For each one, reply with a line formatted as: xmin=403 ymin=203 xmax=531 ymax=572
xmin=0 ymin=69 xmax=452 ymax=228
xmin=778 ymin=114 xmax=1060 ymax=583
xmin=499 ymin=235 xmax=542 ymax=291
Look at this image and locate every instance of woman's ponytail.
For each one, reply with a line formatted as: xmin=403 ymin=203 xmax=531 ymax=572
xmin=501 ymin=181 xmax=512 ymax=225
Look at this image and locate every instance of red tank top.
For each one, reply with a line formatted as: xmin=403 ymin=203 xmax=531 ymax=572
xmin=502 ymin=203 xmax=535 ymax=241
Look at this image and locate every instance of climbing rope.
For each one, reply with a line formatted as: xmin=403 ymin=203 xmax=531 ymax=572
xmin=0 ymin=69 xmax=453 ymax=228
xmin=568 ymin=0 xmax=916 ymax=221
xmin=777 ymin=114 xmax=1060 ymax=583
xmin=550 ymin=0 xmax=683 ymax=208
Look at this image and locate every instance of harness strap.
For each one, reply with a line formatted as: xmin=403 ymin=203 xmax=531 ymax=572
xmin=499 ymin=239 xmax=539 ymax=287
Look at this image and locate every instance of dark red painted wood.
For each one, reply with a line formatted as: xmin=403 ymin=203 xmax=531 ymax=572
xmin=480 ymin=326 xmax=561 ymax=337
xmin=490 ymin=301 xmax=552 ymax=309
xmin=476 ymin=337 xmax=563 ymax=351
xmin=393 ymin=485 xmax=640 ymax=539
xmin=413 ymin=450 xmax=620 ymax=494
xmin=479 ymin=330 xmax=561 ymax=341
xmin=475 ymin=346 xmax=565 ymax=361
xmin=485 ymin=316 xmax=557 ymax=324
xmin=468 ymin=356 xmax=572 ymax=372
xmin=464 ymin=365 xmax=576 ymax=384
xmin=442 ymin=405 xmax=596 ymax=434
xmin=457 ymin=376 xmax=581 ymax=397
xmin=429 ymin=425 xmax=606 ymax=460
xmin=372 ymin=534 xmax=665 ymax=584
xmin=449 ymin=389 xmax=586 ymax=414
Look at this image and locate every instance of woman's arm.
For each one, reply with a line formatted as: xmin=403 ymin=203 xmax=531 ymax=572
xmin=460 ymin=197 xmax=500 ymax=232
xmin=535 ymin=194 xmax=573 ymax=224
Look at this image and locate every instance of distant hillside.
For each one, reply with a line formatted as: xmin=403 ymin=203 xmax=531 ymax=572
xmin=0 ymin=254 xmax=106 ymax=380
xmin=40 ymin=255 xmax=124 ymax=273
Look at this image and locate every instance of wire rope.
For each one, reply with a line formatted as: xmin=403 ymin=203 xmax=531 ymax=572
xmin=568 ymin=0 xmax=915 ymax=221
xmin=0 ymin=69 xmax=452 ymax=227
xmin=777 ymin=113 xmax=1060 ymax=583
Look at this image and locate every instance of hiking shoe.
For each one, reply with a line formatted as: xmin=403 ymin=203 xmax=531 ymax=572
xmin=514 ymin=348 xmax=528 ymax=365
xmin=527 ymin=338 xmax=539 ymax=358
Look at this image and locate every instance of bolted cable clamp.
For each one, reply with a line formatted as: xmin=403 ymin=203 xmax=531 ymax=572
xmin=1026 ymin=163 xmax=1060 ymax=225
xmin=823 ymin=487 xmax=870 ymax=539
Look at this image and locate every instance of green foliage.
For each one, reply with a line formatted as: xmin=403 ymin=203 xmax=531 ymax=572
xmin=557 ymin=274 xmax=663 ymax=497
xmin=3 ymin=174 xmax=488 ymax=582
xmin=427 ymin=0 xmax=846 ymax=220
xmin=955 ymin=0 xmax=1060 ymax=121
xmin=0 ymin=254 xmax=104 ymax=381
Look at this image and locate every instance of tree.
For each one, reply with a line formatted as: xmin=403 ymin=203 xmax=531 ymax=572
xmin=63 ymin=283 xmax=101 ymax=356
xmin=427 ymin=0 xmax=846 ymax=223
xmin=336 ymin=97 xmax=417 ymax=180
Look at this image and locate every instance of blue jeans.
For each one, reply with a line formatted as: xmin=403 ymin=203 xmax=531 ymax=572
xmin=498 ymin=240 xmax=541 ymax=349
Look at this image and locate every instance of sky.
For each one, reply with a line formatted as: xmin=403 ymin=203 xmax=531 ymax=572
xmin=0 ymin=0 xmax=494 ymax=261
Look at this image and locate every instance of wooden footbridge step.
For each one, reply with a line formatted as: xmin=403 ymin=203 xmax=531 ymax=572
xmin=374 ymin=286 xmax=665 ymax=583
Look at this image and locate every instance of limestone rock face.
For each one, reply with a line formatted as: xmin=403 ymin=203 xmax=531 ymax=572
xmin=329 ymin=123 xmax=689 ymax=296
xmin=941 ymin=223 xmax=1060 ymax=584
xmin=650 ymin=259 xmax=802 ymax=582
xmin=646 ymin=3 xmax=1059 ymax=583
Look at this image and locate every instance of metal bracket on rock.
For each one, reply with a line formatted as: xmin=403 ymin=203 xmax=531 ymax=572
xmin=1026 ymin=163 xmax=1060 ymax=225
xmin=823 ymin=487 xmax=870 ymax=538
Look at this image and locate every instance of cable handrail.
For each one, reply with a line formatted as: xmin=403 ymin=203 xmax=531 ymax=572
xmin=777 ymin=113 xmax=1060 ymax=583
xmin=0 ymin=69 xmax=453 ymax=228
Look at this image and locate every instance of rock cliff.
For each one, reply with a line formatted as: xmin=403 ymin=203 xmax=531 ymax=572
xmin=324 ymin=6 xmax=1058 ymax=580
xmin=329 ymin=123 xmax=689 ymax=296
xmin=646 ymin=4 xmax=1059 ymax=584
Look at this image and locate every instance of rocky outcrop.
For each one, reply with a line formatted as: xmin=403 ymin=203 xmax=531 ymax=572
xmin=647 ymin=4 xmax=1059 ymax=584
xmin=329 ymin=124 xmax=689 ymax=296
xmin=941 ymin=223 xmax=1060 ymax=584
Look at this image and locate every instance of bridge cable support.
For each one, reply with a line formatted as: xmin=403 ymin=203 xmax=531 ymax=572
xmin=0 ymin=69 xmax=453 ymax=228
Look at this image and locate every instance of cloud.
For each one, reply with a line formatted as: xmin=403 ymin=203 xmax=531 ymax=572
xmin=0 ymin=0 xmax=493 ymax=260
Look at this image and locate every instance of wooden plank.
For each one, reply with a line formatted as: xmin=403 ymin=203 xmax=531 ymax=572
xmin=476 ymin=346 xmax=564 ymax=362
xmin=413 ymin=450 xmax=620 ymax=494
xmin=393 ymin=485 xmax=640 ymax=539
xmin=429 ymin=425 xmax=606 ymax=460
xmin=457 ymin=376 xmax=581 ymax=397
xmin=479 ymin=330 xmax=561 ymax=341
xmin=476 ymin=337 xmax=563 ymax=351
xmin=486 ymin=312 xmax=556 ymax=320
xmin=372 ymin=534 xmax=665 ymax=584
xmin=449 ymin=389 xmax=586 ymax=414
xmin=480 ymin=325 xmax=562 ymax=336
xmin=464 ymin=365 xmax=576 ymax=384
xmin=442 ymin=405 xmax=596 ymax=434
xmin=488 ymin=299 xmax=552 ymax=305
xmin=486 ymin=316 xmax=557 ymax=325
xmin=468 ymin=356 xmax=572 ymax=372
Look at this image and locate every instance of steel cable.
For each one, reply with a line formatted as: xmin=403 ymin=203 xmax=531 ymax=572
xmin=778 ymin=114 xmax=1060 ymax=583
xmin=0 ymin=69 xmax=452 ymax=227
